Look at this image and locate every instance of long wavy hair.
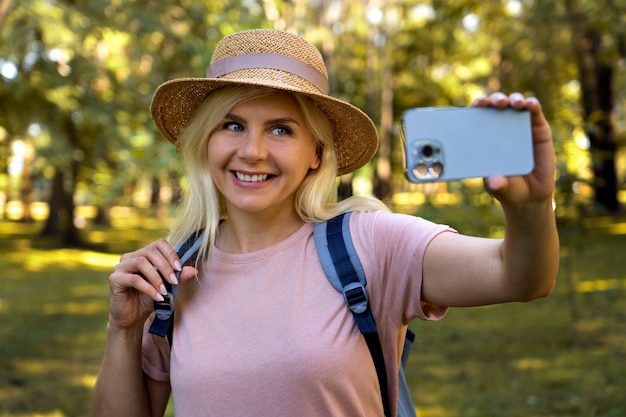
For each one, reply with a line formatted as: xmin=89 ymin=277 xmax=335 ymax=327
xmin=168 ymin=85 xmax=389 ymax=262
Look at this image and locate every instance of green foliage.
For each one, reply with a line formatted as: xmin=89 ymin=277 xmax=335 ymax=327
xmin=0 ymin=1 xmax=623 ymax=224
xmin=0 ymin=0 xmax=270 ymax=214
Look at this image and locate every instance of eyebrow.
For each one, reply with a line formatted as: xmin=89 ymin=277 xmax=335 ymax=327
xmin=267 ymin=117 xmax=301 ymax=126
xmin=224 ymin=113 xmax=244 ymax=123
xmin=224 ymin=113 xmax=301 ymax=126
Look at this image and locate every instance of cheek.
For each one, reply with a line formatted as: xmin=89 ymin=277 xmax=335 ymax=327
xmin=206 ymin=142 xmax=215 ymax=172
xmin=207 ymin=141 xmax=228 ymax=194
xmin=207 ymin=135 xmax=218 ymax=157
xmin=207 ymin=136 xmax=228 ymax=170
xmin=206 ymin=143 xmax=228 ymax=188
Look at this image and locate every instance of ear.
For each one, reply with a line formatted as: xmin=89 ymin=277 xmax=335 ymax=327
xmin=309 ymin=145 xmax=322 ymax=170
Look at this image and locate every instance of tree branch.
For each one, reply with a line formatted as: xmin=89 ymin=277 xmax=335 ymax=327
xmin=0 ymin=0 xmax=12 ymax=35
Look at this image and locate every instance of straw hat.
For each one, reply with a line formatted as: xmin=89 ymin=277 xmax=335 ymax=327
xmin=150 ymin=29 xmax=379 ymax=176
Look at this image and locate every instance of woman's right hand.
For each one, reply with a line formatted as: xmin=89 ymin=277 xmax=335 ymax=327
xmin=107 ymin=238 xmax=198 ymax=330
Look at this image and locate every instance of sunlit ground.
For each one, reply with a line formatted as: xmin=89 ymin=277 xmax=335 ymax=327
xmin=0 ymin=201 xmax=625 ymax=417
xmin=0 ymin=214 xmax=167 ymax=417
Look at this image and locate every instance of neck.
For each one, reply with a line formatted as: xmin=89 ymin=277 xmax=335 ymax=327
xmin=217 ymin=210 xmax=305 ymax=253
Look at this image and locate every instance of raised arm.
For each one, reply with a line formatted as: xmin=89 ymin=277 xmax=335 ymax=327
xmin=422 ymin=93 xmax=559 ymax=307
xmin=93 ymin=239 xmax=197 ymax=416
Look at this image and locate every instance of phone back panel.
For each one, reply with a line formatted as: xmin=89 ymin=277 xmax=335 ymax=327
xmin=402 ymin=107 xmax=534 ymax=182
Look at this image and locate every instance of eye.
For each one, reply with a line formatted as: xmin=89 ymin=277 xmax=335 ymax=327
xmin=271 ymin=126 xmax=293 ymax=136
xmin=224 ymin=121 xmax=244 ymax=132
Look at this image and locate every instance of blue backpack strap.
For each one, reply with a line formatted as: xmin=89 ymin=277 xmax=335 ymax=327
xmin=314 ymin=212 xmax=391 ymax=417
xmin=314 ymin=212 xmax=370 ymax=315
xmin=149 ymin=229 xmax=205 ymax=346
xmin=397 ymin=329 xmax=417 ymax=417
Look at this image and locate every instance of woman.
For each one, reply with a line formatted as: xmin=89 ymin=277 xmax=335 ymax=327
xmin=94 ymin=29 xmax=559 ymax=417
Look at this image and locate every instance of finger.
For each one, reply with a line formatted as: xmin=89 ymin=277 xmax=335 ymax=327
xmin=487 ymin=92 xmax=510 ymax=108
xmin=525 ymin=97 xmax=547 ymax=124
xmin=147 ymin=238 xmax=182 ymax=286
xmin=484 ymin=175 xmax=509 ymax=194
xmin=508 ymin=92 xmax=527 ymax=109
xmin=178 ymin=265 xmax=199 ymax=285
xmin=120 ymin=256 xmax=169 ymax=298
xmin=471 ymin=95 xmax=487 ymax=106
xmin=521 ymin=98 xmax=552 ymax=146
xmin=472 ymin=92 xmax=509 ymax=109
xmin=110 ymin=266 xmax=165 ymax=303
xmin=127 ymin=239 xmax=182 ymax=287
xmin=132 ymin=272 xmax=167 ymax=302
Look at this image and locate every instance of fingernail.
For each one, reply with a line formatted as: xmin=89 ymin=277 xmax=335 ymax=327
xmin=170 ymin=272 xmax=179 ymax=285
xmin=160 ymin=284 xmax=168 ymax=295
xmin=174 ymin=260 xmax=182 ymax=271
xmin=473 ymin=96 xmax=486 ymax=104
xmin=156 ymin=293 xmax=165 ymax=302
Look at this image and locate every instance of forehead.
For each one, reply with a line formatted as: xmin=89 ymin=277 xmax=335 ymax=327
xmin=230 ymin=90 xmax=302 ymax=115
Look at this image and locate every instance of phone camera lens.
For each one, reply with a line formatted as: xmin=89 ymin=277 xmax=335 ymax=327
xmin=421 ymin=144 xmax=434 ymax=160
xmin=431 ymin=161 xmax=444 ymax=176
xmin=413 ymin=163 xmax=429 ymax=178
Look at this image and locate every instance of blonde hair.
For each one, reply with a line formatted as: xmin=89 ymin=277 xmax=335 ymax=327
xmin=168 ymin=85 xmax=389 ymax=261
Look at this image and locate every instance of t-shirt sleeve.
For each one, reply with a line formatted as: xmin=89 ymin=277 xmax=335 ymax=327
xmin=350 ymin=211 xmax=454 ymax=325
xmin=141 ymin=313 xmax=172 ymax=382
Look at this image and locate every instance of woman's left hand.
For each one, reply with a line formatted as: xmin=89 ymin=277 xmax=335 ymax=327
xmin=422 ymin=93 xmax=558 ymax=307
xmin=472 ymin=92 xmax=555 ymax=207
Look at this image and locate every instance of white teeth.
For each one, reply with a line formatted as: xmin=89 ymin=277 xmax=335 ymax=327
xmin=235 ymin=172 xmax=268 ymax=182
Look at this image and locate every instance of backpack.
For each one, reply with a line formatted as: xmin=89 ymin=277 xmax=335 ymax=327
xmin=149 ymin=212 xmax=417 ymax=417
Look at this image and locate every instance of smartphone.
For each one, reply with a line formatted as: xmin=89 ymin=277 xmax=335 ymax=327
xmin=401 ymin=106 xmax=534 ymax=182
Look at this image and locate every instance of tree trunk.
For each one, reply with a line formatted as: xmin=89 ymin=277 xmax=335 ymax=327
xmin=337 ymin=174 xmax=353 ymax=201
xmin=93 ymin=205 xmax=110 ymax=226
xmin=18 ymin=148 xmax=32 ymax=222
xmin=375 ymin=23 xmax=394 ymax=202
xmin=40 ymin=116 xmax=82 ymax=246
xmin=567 ymin=5 xmax=621 ymax=212
xmin=40 ymin=168 xmax=80 ymax=245
xmin=169 ymin=169 xmax=182 ymax=204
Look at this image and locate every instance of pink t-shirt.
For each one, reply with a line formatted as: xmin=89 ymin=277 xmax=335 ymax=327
xmin=142 ymin=210 xmax=451 ymax=416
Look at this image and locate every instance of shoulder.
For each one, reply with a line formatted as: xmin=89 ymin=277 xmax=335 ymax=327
xmin=349 ymin=210 xmax=450 ymax=239
xmin=347 ymin=210 xmax=454 ymax=264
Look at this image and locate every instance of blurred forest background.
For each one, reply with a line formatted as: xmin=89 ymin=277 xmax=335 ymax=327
xmin=0 ymin=0 xmax=625 ymax=237
xmin=1 ymin=0 xmax=626 ymax=416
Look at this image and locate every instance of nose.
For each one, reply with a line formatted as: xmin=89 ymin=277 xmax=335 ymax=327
xmin=238 ymin=129 xmax=268 ymax=163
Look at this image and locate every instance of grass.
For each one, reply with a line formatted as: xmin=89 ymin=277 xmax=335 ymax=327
xmin=0 ymin=215 xmax=169 ymax=417
xmin=407 ymin=204 xmax=626 ymax=417
xmin=0 ymin=206 xmax=625 ymax=417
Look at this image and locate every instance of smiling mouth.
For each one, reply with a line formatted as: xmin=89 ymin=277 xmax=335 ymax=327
xmin=234 ymin=172 xmax=272 ymax=183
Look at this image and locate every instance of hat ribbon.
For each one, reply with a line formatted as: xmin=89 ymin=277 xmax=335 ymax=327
xmin=207 ymin=53 xmax=329 ymax=94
